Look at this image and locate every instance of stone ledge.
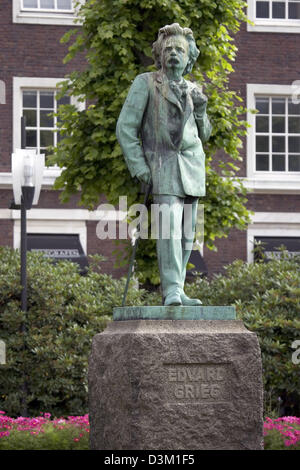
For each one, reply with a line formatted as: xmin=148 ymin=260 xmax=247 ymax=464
xmin=113 ymin=305 xmax=236 ymax=321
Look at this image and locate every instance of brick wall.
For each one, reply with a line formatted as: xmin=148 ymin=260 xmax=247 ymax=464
xmin=203 ymin=228 xmax=247 ymax=278
xmin=86 ymin=221 xmax=128 ymax=278
xmin=0 ymin=219 xmax=13 ymax=247
xmin=247 ymin=194 xmax=300 ymax=212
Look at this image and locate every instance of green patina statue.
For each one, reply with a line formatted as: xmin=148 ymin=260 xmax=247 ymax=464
xmin=117 ymin=23 xmax=212 ymax=307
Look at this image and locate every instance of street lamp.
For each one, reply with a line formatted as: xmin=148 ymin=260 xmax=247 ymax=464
xmin=11 ymin=146 xmax=44 ymax=416
xmin=12 ymin=148 xmax=44 ymax=308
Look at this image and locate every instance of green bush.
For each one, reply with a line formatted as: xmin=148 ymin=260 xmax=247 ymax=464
xmin=1 ymin=246 xmax=299 ymax=418
xmin=0 ymin=247 xmax=149 ymax=417
xmin=185 ymin=251 xmax=300 ymax=414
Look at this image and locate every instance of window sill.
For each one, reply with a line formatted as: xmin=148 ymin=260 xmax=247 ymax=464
xmin=243 ymin=175 xmax=300 ymax=193
xmin=247 ymin=20 xmax=300 ymax=34
xmin=13 ymin=11 xmax=81 ymax=25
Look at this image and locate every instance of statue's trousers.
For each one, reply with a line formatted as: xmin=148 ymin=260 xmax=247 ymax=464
xmin=153 ymin=195 xmax=199 ymax=299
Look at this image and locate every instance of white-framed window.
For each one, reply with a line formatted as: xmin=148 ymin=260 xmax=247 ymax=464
xmin=22 ymin=89 xmax=70 ymax=157
xmin=21 ymin=0 xmax=74 ymax=12
xmin=246 ymin=84 xmax=300 ymax=192
xmin=247 ymin=212 xmax=300 ymax=262
xmin=13 ymin=0 xmax=84 ymax=25
xmin=247 ymin=0 xmax=300 ymax=33
xmin=13 ymin=77 xmax=85 ymax=174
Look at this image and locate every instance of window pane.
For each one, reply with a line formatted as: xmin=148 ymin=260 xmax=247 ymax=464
xmin=288 ymin=154 xmax=300 ymax=171
xmin=288 ymin=100 xmax=300 ymax=115
xmin=256 ymin=116 xmax=269 ymax=132
xmin=272 ymin=116 xmax=285 ymax=133
xmin=40 ymin=92 xmax=54 ymax=109
xmin=288 ymin=117 xmax=300 ymax=133
xmin=40 ymin=130 xmax=54 ymax=147
xmin=272 ymin=154 xmax=285 ymax=171
xmin=40 ymin=0 xmax=55 ymax=8
xmin=272 ymin=136 xmax=285 ymax=152
xmin=23 ymin=91 xmax=37 ymax=108
xmin=256 ymin=154 xmax=269 ymax=171
xmin=26 ymin=130 xmax=37 ymax=147
xmin=272 ymin=98 xmax=285 ymax=114
xmin=23 ymin=109 xmax=37 ymax=127
xmin=272 ymin=1 xmax=285 ymax=18
xmin=256 ymin=1 xmax=270 ymax=17
xmin=288 ymin=2 xmax=300 ymax=19
xmin=57 ymin=95 xmax=71 ymax=106
xmin=289 ymin=136 xmax=300 ymax=152
xmin=256 ymin=97 xmax=269 ymax=114
xmin=40 ymin=110 xmax=54 ymax=128
xmin=23 ymin=0 xmax=38 ymax=7
xmin=256 ymin=135 xmax=269 ymax=152
xmin=57 ymin=0 xmax=72 ymax=9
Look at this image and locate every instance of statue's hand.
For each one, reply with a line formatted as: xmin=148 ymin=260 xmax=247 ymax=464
xmin=191 ymin=87 xmax=208 ymax=115
xmin=136 ymin=167 xmax=151 ymax=185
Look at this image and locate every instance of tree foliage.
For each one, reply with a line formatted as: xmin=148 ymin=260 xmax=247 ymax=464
xmin=49 ymin=0 xmax=252 ymax=284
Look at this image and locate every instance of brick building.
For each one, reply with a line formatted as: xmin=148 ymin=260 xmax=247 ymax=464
xmin=0 ymin=0 xmax=300 ymax=278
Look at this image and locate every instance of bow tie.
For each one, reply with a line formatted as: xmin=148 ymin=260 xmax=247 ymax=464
xmin=169 ymin=80 xmax=188 ymax=102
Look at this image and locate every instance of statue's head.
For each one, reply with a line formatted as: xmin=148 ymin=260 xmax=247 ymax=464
xmin=152 ymin=23 xmax=200 ymax=76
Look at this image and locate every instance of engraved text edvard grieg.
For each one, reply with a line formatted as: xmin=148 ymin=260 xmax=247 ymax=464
xmin=165 ymin=364 xmax=230 ymax=402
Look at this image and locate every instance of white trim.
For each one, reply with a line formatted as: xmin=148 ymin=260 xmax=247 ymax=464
xmin=242 ymin=176 xmax=300 ymax=193
xmin=247 ymin=83 xmax=300 ymax=191
xmin=13 ymin=0 xmax=84 ymax=25
xmin=0 ymin=208 xmax=126 ymax=221
xmin=247 ymin=211 xmax=300 ymax=262
xmin=13 ymin=219 xmax=87 ymax=253
xmin=247 ymin=0 xmax=300 ymax=33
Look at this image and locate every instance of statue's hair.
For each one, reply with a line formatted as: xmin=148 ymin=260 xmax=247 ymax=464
xmin=152 ymin=23 xmax=200 ymax=75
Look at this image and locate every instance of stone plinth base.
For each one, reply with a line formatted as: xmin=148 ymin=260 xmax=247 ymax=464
xmin=88 ymin=317 xmax=263 ymax=450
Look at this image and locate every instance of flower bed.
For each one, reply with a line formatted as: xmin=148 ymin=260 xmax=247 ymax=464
xmin=264 ymin=417 xmax=300 ymax=450
xmin=0 ymin=411 xmax=89 ymax=450
xmin=1 ymin=411 xmax=299 ymax=450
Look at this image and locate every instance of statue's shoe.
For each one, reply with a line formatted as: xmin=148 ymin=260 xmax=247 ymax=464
xmin=164 ymin=292 xmax=182 ymax=306
xmin=180 ymin=292 xmax=202 ymax=306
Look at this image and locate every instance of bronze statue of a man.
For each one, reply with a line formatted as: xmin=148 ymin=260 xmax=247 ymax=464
xmin=117 ymin=23 xmax=212 ymax=306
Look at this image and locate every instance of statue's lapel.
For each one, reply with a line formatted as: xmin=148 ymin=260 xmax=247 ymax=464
xmin=155 ymin=72 xmax=183 ymax=113
xmin=182 ymin=84 xmax=193 ymax=129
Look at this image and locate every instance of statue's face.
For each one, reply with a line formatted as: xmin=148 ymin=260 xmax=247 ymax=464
xmin=161 ymin=35 xmax=189 ymax=75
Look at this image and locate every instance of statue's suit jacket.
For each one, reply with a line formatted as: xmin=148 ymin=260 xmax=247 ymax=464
xmin=116 ymin=71 xmax=212 ymax=197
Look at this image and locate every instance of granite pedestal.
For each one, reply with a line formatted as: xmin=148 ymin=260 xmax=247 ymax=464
xmin=88 ymin=306 xmax=263 ymax=450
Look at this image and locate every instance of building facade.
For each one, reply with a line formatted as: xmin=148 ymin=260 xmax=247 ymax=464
xmin=204 ymin=0 xmax=300 ymax=274
xmin=0 ymin=0 xmax=127 ymax=277
xmin=1 ymin=0 xmax=300 ymax=278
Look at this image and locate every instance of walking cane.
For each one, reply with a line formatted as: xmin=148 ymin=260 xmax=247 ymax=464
xmin=122 ymin=182 xmax=152 ymax=307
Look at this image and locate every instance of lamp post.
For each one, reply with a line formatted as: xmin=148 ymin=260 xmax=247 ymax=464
xmin=11 ymin=125 xmax=44 ymax=416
